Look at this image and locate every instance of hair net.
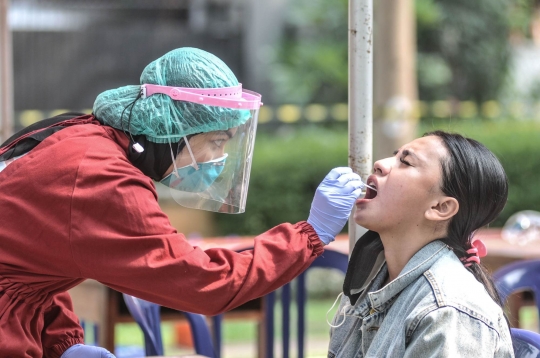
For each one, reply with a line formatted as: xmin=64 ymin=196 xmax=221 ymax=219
xmin=93 ymin=48 xmax=251 ymax=143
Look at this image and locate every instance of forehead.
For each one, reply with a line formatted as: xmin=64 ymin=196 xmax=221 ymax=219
xmin=405 ymin=136 xmax=447 ymax=165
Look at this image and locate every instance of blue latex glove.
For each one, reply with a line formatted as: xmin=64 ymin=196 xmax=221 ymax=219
xmin=307 ymin=167 xmax=364 ymax=245
xmin=61 ymin=344 xmax=116 ymax=358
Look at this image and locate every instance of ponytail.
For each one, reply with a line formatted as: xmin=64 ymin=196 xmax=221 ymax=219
xmin=425 ymin=131 xmax=508 ymax=312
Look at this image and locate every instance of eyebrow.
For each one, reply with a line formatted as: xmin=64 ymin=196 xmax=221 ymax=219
xmin=394 ymin=149 xmax=421 ymax=161
xmin=216 ymin=130 xmax=235 ymax=139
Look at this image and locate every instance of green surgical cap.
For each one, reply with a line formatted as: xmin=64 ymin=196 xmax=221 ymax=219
xmin=93 ymin=47 xmax=251 ymax=143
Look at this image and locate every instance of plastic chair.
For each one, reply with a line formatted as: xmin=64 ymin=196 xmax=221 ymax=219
xmin=122 ymin=293 xmax=216 ymax=357
xmin=512 ymin=328 xmax=540 ymax=358
xmin=209 ymin=248 xmax=348 ymax=358
xmin=493 ymin=259 xmax=540 ymax=330
xmin=265 ymin=249 xmax=349 ymax=358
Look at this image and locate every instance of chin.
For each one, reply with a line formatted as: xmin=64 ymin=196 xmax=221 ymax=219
xmin=354 ymin=214 xmax=372 ymax=230
xmin=358 ymin=223 xmax=377 ymax=232
xmin=355 ymin=209 xmax=383 ymax=232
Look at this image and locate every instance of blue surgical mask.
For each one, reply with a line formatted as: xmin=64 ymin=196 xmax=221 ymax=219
xmin=161 ymin=154 xmax=228 ymax=193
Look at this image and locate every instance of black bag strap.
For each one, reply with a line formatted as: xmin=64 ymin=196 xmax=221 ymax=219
xmin=0 ymin=112 xmax=88 ymax=161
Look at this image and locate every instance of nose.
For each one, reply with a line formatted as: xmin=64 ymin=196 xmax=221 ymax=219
xmin=373 ymin=157 xmax=393 ymax=176
xmin=217 ymin=147 xmax=226 ymax=158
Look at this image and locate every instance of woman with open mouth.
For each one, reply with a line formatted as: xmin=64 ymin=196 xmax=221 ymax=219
xmin=327 ymin=131 xmax=514 ymax=357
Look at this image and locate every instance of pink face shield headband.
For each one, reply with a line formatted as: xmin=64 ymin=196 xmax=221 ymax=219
xmin=140 ymin=83 xmax=263 ymax=109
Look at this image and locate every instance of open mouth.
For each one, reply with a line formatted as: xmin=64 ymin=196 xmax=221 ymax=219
xmin=364 ymin=179 xmax=378 ymax=200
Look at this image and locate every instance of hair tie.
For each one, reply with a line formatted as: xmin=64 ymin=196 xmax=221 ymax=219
xmin=460 ymin=239 xmax=487 ymax=267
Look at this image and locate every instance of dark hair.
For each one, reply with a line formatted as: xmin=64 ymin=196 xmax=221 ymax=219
xmin=425 ymin=130 xmax=508 ymax=307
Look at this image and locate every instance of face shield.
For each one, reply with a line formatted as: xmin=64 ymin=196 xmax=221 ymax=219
xmin=141 ymin=83 xmax=261 ymax=213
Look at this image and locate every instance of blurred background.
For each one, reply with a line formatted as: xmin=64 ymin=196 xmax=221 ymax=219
xmin=1 ymin=0 xmax=540 ymax=357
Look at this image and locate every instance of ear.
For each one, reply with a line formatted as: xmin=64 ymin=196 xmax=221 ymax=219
xmin=425 ymin=196 xmax=459 ymax=222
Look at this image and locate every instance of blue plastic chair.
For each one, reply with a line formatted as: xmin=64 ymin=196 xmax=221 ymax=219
xmin=512 ymin=328 xmax=540 ymax=358
xmin=264 ymin=249 xmax=348 ymax=358
xmin=493 ymin=259 xmax=540 ymax=330
xmin=209 ymin=248 xmax=348 ymax=358
xmin=122 ymin=293 xmax=216 ymax=357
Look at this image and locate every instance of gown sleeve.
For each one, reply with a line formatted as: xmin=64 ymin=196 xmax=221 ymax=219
xmin=68 ymin=143 xmax=324 ymax=315
xmin=41 ymin=292 xmax=84 ymax=358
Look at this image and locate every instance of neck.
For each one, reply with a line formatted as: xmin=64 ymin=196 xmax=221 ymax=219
xmin=379 ymin=226 xmax=440 ymax=283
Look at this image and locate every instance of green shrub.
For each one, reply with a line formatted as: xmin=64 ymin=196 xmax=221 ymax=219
xmin=214 ymin=121 xmax=540 ymax=235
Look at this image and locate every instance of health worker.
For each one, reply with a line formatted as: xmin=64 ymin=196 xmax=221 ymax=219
xmin=0 ymin=48 xmax=364 ymax=357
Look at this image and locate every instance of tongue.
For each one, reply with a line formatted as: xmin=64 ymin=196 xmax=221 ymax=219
xmin=365 ymin=188 xmax=377 ymax=200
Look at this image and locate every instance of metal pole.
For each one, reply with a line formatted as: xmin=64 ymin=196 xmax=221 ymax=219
xmin=0 ymin=0 xmax=14 ymax=143
xmin=348 ymin=0 xmax=373 ymax=251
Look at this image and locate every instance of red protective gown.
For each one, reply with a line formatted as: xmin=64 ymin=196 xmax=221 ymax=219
xmin=0 ymin=119 xmax=323 ymax=357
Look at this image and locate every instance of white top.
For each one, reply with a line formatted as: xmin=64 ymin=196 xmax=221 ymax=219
xmin=0 ymin=154 xmax=27 ymax=174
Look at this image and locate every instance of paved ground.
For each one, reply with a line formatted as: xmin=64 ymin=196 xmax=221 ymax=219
xmin=127 ymin=337 xmax=332 ymax=358
xmin=219 ymin=338 xmax=331 ymax=358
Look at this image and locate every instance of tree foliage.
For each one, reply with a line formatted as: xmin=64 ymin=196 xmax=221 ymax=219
xmin=417 ymin=0 xmax=511 ymax=102
xmin=268 ymin=0 xmax=535 ymax=103
xmin=268 ymin=0 xmax=348 ymax=104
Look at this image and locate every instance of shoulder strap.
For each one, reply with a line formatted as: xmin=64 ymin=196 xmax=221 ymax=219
xmin=0 ymin=113 xmax=97 ymax=161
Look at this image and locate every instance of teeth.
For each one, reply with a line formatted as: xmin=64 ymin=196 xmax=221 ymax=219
xmin=365 ymin=180 xmax=377 ymax=192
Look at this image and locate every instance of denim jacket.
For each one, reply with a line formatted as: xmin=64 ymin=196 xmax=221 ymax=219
xmin=328 ymin=240 xmax=514 ymax=358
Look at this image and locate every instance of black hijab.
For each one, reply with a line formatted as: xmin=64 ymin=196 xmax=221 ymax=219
xmin=126 ymin=134 xmax=181 ymax=181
